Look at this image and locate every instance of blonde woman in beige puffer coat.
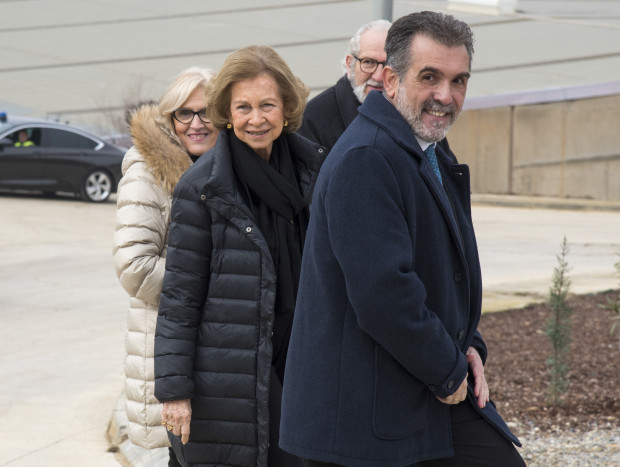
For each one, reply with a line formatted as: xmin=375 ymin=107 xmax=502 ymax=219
xmin=112 ymin=67 xmax=218 ymax=461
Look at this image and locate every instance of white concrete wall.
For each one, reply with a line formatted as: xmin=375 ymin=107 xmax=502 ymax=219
xmin=449 ymin=91 xmax=620 ymax=201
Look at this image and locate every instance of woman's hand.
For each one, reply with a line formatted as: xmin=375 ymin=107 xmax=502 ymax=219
xmin=162 ymin=399 xmax=192 ymax=444
xmin=466 ymin=346 xmax=489 ymax=408
xmin=436 ymin=376 xmax=467 ymax=405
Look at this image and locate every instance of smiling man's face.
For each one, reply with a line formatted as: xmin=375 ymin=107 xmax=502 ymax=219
xmin=384 ymin=34 xmax=470 ymax=142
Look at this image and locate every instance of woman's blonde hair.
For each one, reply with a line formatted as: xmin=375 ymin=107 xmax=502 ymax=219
xmin=206 ymin=45 xmax=309 ymax=133
xmin=157 ymin=66 xmax=216 ymax=136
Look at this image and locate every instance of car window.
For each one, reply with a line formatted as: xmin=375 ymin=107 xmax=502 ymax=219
xmin=43 ymin=128 xmax=98 ymax=150
xmin=8 ymin=128 xmax=40 ymax=147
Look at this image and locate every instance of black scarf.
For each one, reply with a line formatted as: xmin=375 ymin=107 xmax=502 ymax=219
xmin=230 ymin=131 xmax=308 ymax=382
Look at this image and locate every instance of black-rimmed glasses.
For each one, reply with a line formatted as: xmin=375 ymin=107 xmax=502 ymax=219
xmin=352 ymin=55 xmax=386 ymax=74
xmin=172 ymin=108 xmax=210 ymax=124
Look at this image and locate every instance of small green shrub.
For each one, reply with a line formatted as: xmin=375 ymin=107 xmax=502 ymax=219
xmin=545 ymin=236 xmax=573 ymax=406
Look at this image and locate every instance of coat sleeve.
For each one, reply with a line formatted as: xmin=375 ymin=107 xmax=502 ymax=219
xmin=113 ymin=155 xmax=168 ymax=306
xmin=154 ymin=177 xmax=212 ymax=402
xmin=324 ymin=147 xmax=468 ymax=399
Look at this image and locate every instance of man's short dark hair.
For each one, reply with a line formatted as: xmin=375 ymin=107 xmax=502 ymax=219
xmin=385 ymin=11 xmax=475 ymax=80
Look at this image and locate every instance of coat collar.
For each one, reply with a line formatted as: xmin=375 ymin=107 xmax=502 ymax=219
xmin=334 ymin=75 xmax=361 ymax=129
xmin=358 ymin=91 xmax=467 ymax=254
xmin=200 ymin=130 xmax=325 ymax=212
xmin=127 ymin=103 xmax=193 ymax=196
xmin=358 ymin=91 xmax=423 ymax=157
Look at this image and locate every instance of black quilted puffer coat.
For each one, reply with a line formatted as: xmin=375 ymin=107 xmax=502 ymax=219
xmin=154 ymin=130 xmax=325 ymax=467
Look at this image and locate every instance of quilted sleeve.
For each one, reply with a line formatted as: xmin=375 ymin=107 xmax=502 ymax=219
xmin=113 ymin=150 xmax=169 ymax=306
xmin=154 ymin=176 xmax=212 ymax=401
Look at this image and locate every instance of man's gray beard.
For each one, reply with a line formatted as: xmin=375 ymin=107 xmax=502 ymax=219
xmin=348 ymin=71 xmax=367 ymax=103
xmin=348 ymin=70 xmax=382 ymax=104
xmin=353 ymin=82 xmax=367 ymax=103
xmin=394 ymin=83 xmax=457 ymax=143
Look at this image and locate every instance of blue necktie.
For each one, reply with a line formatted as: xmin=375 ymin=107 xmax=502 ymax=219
xmin=424 ymin=144 xmax=443 ymax=185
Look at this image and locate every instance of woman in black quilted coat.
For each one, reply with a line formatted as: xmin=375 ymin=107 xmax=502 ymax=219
xmin=154 ymin=45 xmax=325 ymax=467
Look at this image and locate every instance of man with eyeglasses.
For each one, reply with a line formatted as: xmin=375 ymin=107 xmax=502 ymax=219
xmin=298 ymin=19 xmax=391 ymax=152
xmin=299 ymin=19 xmax=455 ymax=159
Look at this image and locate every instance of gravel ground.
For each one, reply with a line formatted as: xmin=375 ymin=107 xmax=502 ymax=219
xmin=518 ymin=424 xmax=620 ymax=466
xmin=478 ymin=290 xmax=620 ymax=467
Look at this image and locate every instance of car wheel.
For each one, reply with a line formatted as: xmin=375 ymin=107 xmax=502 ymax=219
xmin=81 ymin=169 xmax=113 ymax=202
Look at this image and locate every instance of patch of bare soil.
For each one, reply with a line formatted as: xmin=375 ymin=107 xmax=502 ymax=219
xmin=479 ymin=289 xmax=620 ymax=436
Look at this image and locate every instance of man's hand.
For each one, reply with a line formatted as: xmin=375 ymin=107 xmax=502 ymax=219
xmin=162 ymin=399 xmax=192 ymax=444
xmin=436 ymin=376 xmax=467 ymax=405
xmin=467 ymin=346 xmax=489 ymax=408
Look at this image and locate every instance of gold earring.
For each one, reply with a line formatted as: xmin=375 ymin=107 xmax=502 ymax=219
xmin=283 ymin=120 xmax=288 ymax=127
xmin=226 ymin=123 xmax=232 ymax=129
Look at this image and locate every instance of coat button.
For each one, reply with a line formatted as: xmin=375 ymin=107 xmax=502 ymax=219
xmin=447 ymin=380 xmax=454 ymax=389
xmin=453 ymin=272 xmax=462 ymax=282
xmin=457 ymin=330 xmax=465 ymax=341
xmin=246 ymin=227 xmax=252 ymax=233
xmin=318 ymin=148 xmax=324 ymax=154
xmin=200 ymin=194 xmax=206 ymax=200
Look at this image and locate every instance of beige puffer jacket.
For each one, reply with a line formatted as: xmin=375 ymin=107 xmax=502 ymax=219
xmin=112 ymin=103 xmax=193 ymax=449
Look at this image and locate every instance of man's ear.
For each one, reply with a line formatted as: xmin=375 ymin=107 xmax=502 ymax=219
xmin=344 ymin=55 xmax=353 ymax=78
xmin=383 ymin=66 xmax=399 ymax=99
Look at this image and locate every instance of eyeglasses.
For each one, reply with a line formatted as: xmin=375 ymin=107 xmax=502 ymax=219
xmin=172 ymin=108 xmax=210 ymax=124
xmin=352 ymin=55 xmax=386 ymax=74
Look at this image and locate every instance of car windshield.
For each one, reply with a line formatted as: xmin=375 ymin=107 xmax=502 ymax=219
xmin=0 ymin=121 xmax=13 ymax=135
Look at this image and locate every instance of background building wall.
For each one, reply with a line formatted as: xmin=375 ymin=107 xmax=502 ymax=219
xmin=450 ymin=91 xmax=620 ymax=201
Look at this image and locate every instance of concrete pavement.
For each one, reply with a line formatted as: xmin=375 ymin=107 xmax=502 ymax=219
xmin=1 ymin=193 xmax=619 ymax=465
xmin=0 ymin=194 xmax=126 ymax=466
xmin=472 ymin=194 xmax=620 ymax=312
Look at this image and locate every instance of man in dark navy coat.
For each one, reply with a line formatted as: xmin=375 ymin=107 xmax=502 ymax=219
xmin=280 ymin=11 xmax=526 ymax=467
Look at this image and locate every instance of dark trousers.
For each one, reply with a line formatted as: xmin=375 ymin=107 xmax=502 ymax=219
xmin=416 ymin=402 xmax=525 ymax=467
xmin=304 ymin=461 xmax=342 ymax=467
xmin=168 ymin=447 xmax=183 ymax=467
xmin=303 ymin=402 xmax=525 ymax=467
xmin=269 ymin=366 xmax=304 ymax=467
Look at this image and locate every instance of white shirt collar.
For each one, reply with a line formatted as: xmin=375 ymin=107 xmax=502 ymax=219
xmin=416 ymin=136 xmax=434 ymax=152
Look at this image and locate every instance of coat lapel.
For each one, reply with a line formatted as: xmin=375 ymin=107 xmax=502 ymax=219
xmin=358 ymin=93 xmax=468 ymax=261
xmin=335 ymin=75 xmax=361 ymax=128
xmin=419 ymin=144 xmax=467 ymax=259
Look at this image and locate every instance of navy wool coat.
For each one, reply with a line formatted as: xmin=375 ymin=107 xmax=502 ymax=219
xmin=298 ymin=75 xmax=360 ymax=153
xmin=154 ymin=130 xmax=325 ymax=467
xmin=279 ymin=91 xmax=519 ymax=467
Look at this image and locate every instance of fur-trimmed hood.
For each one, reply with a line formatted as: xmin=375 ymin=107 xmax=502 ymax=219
xmin=124 ymin=103 xmax=192 ymax=196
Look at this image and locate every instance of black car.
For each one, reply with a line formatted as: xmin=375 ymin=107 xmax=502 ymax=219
xmin=0 ymin=112 xmax=126 ymax=202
